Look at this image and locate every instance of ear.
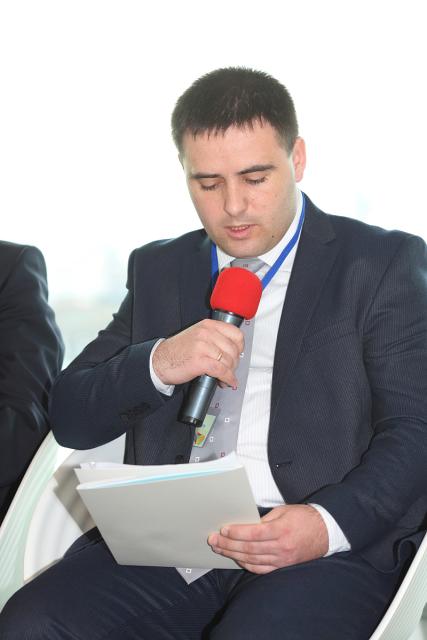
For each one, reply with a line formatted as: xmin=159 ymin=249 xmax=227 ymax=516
xmin=291 ymin=137 xmax=306 ymax=182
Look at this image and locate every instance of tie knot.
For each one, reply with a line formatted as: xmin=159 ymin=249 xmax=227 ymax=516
xmin=231 ymin=257 xmax=264 ymax=274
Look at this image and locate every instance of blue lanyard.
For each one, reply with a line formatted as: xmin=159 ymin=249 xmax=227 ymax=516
xmin=210 ymin=192 xmax=306 ymax=290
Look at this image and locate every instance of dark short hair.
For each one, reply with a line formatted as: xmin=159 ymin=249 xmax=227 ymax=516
xmin=171 ymin=67 xmax=298 ymax=154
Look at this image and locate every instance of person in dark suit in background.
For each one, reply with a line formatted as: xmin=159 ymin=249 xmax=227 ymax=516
xmin=1 ymin=68 xmax=426 ymax=639
xmin=0 ymin=241 xmax=64 ymax=523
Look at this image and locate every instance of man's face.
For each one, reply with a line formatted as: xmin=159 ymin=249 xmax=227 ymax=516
xmin=181 ymin=121 xmax=306 ymax=258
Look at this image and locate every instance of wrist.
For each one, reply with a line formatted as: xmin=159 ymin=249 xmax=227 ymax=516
xmin=150 ymin=339 xmax=174 ymax=395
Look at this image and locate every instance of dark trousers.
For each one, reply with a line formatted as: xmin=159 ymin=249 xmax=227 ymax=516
xmin=0 ymin=528 xmax=411 ymax=640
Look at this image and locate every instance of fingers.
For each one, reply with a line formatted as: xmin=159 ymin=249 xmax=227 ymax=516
xmin=209 ymin=533 xmax=276 ymax=556
xmin=201 ymin=327 xmax=242 ymax=374
xmin=205 ymin=320 xmax=244 ymax=366
xmin=201 ymin=357 xmax=238 ymax=388
xmin=217 ymin=522 xmax=276 ymax=542
xmin=208 ymin=505 xmax=329 ymax=574
xmin=186 ymin=321 xmax=243 ymax=387
xmin=153 ymin=319 xmax=244 ymax=386
xmin=207 ymin=516 xmax=288 ymax=571
xmin=211 ymin=545 xmax=278 ymax=568
xmin=208 ymin=531 xmax=281 ymax=571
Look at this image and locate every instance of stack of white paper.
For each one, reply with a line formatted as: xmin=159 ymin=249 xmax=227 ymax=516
xmin=75 ymin=452 xmax=259 ymax=569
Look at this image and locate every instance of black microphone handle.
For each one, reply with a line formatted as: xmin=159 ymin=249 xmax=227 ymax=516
xmin=178 ymin=310 xmax=243 ymax=427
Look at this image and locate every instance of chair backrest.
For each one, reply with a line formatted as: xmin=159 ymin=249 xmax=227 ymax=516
xmin=369 ymin=532 xmax=427 ymax=639
xmin=0 ymin=431 xmax=125 ymax=611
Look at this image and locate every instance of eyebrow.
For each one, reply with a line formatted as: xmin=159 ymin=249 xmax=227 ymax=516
xmin=190 ymin=164 xmax=276 ymax=180
xmin=238 ymin=164 xmax=276 ymax=176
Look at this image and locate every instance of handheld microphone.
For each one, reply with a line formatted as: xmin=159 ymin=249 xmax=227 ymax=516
xmin=178 ymin=267 xmax=263 ymax=428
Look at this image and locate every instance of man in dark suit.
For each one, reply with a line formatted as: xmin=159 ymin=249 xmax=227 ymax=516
xmin=1 ymin=68 xmax=426 ymax=639
xmin=0 ymin=242 xmax=64 ymax=523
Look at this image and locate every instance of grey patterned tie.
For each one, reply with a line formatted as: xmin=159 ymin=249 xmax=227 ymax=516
xmin=177 ymin=258 xmax=264 ymax=584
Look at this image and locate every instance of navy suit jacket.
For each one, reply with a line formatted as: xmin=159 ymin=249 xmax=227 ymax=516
xmin=0 ymin=242 xmax=64 ymax=521
xmin=50 ymin=196 xmax=427 ymax=571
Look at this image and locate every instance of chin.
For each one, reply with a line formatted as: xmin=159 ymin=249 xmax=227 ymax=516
xmin=215 ymin=234 xmax=266 ymax=258
xmin=228 ymin=244 xmax=261 ymax=259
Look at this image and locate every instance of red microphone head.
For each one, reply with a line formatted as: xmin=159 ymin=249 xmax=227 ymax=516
xmin=210 ymin=267 xmax=263 ymax=319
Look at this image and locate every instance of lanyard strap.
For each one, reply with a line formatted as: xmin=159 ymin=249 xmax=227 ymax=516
xmin=210 ymin=192 xmax=306 ymax=290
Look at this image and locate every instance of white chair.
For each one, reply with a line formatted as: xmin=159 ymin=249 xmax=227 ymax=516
xmin=0 ymin=430 xmax=125 ymax=611
xmin=0 ymin=432 xmax=426 ymax=639
xmin=368 ymin=531 xmax=427 ymax=639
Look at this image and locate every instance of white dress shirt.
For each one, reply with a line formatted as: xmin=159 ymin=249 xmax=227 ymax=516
xmin=150 ymin=190 xmax=350 ymax=555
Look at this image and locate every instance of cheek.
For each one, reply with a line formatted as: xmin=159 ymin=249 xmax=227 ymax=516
xmin=187 ymin=187 xmax=204 ymax=212
xmin=191 ymin=196 xmax=218 ymax=229
xmin=248 ymin=190 xmax=268 ymax=211
xmin=187 ymin=186 xmax=200 ymax=208
xmin=252 ymin=192 xmax=278 ymax=216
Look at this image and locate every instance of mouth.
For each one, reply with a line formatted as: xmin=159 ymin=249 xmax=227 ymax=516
xmin=225 ymin=224 xmax=254 ymax=238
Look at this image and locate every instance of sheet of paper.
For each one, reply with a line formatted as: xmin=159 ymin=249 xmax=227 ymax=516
xmin=76 ymin=455 xmax=259 ymax=569
xmin=75 ymin=451 xmax=241 ymax=485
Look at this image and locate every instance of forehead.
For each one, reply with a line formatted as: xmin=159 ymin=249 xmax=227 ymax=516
xmin=181 ymin=121 xmax=286 ymax=172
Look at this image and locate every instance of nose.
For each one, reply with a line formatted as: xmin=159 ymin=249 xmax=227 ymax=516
xmin=223 ymin=183 xmax=247 ymax=217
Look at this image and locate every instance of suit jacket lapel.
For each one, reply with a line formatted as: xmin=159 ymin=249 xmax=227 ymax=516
xmin=270 ymin=200 xmax=339 ymax=424
xmin=179 ymin=232 xmax=212 ymax=330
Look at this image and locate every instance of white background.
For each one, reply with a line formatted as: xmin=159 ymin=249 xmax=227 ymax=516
xmin=1 ymin=0 xmax=426 ymax=361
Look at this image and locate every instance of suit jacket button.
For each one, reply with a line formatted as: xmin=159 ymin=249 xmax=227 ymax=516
xmin=175 ymin=454 xmax=185 ymax=463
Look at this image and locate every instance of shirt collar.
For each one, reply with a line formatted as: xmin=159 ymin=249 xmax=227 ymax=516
xmin=216 ymin=188 xmax=303 ymax=270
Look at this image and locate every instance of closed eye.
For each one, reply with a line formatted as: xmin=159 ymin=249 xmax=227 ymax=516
xmin=198 ymin=174 xmax=267 ymax=191
xmin=200 ymin=183 xmax=219 ymax=191
xmin=246 ymin=176 xmax=267 ymax=185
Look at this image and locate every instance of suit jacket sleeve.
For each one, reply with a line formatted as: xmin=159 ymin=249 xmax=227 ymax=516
xmin=0 ymin=245 xmax=64 ymax=490
xmin=50 ymin=249 xmax=170 ymax=449
xmin=310 ymin=234 xmax=427 ymax=551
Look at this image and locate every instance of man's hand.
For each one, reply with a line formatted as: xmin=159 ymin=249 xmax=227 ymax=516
xmin=208 ymin=504 xmax=329 ymax=574
xmin=152 ymin=319 xmax=244 ymax=388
